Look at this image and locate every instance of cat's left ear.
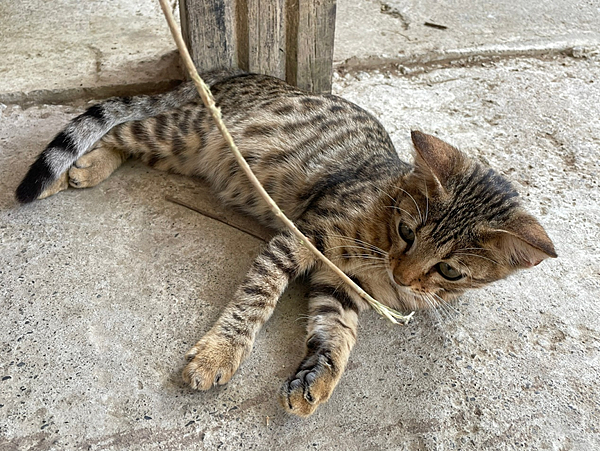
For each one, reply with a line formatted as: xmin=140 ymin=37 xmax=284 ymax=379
xmin=485 ymin=211 xmax=557 ymax=268
xmin=410 ymin=131 xmax=467 ymax=194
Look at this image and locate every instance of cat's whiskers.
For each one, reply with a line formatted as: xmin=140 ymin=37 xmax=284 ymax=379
xmin=324 ymin=236 xmax=390 ymax=276
xmin=412 ymin=289 xmax=451 ymax=320
xmin=328 ymin=233 xmax=387 ymax=252
xmin=341 ymin=258 xmax=387 ymax=269
xmin=427 ymin=294 xmax=453 ymax=323
xmin=397 ymin=288 xmax=421 ymax=313
xmin=396 ymin=187 xmax=423 ymax=224
xmin=387 ymin=205 xmax=418 ymax=224
xmin=431 ymin=292 xmax=459 ymax=316
xmin=326 ymin=234 xmax=389 ymax=257
xmin=332 ymin=255 xmax=387 ymax=272
xmin=347 ymin=261 xmax=388 ymax=274
xmin=423 ymin=295 xmax=445 ymax=323
xmin=366 ymin=181 xmax=396 ymax=204
xmin=328 ymin=252 xmax=387 ymax=264
xmin=406 ymin=294 xmax=420 ymax=313
xmin=325 ymin=244 xmax=388 ymax=257
xmin=326 ymin=249 xmax=388 ymax=272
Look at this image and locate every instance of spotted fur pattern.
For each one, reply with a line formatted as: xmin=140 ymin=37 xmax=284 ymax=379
xmin=16 ymin=70 xmax=556 ymax=417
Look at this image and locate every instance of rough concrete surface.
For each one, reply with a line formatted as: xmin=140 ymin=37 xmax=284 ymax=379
xmin=0 ymin=0 xmax=182 ymax=104
xmin=3 ymin=0 xmax=600 ymax=105
xmin=335 ymin=0 xmax=600 ymax=67
xmin=1 ymin=0 xmax=600 ymax=450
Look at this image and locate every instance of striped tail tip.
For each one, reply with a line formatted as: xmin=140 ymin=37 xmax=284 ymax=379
xmin=15 ymin=158 xmax=54 ymax=203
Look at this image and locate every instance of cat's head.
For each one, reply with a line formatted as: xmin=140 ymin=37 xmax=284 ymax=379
xmin=387 ymin=131 xmax=556 ymax=309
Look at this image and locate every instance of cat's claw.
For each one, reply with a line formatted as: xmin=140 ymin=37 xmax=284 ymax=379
xmin=279 ymin=357 xmax=336 ymax=417
xmin=182 ymin=334 xmax=248 ymax=391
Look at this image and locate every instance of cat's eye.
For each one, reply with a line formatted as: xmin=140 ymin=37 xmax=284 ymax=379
xmin=436 ymin=262 xmax=463 ymax=281
xmin=398 ymin=222 xmax=415 ymax=244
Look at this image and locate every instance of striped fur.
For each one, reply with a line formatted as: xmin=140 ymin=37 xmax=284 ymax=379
xmin=16 ymin=71 xmax=556 ymax=416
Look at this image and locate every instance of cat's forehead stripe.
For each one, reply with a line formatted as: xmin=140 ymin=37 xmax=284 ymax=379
xmin=430 ymin=164 xmax=518 ymax=247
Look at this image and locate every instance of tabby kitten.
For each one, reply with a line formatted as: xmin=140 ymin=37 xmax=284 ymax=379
xmin=16 ymin=70 xmax=556 ymax=417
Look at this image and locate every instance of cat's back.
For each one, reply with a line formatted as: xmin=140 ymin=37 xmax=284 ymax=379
xmin=202 ymin=74 xmax=410 ymax=224
xmin=15 ymin=70 xmax=409 ymax=230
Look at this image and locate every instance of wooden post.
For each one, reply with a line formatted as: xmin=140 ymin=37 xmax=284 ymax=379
xmin=179 ymin=0 xmax=336 ymax=93
xmin=287 ymin=0 xmax=336 ymax=93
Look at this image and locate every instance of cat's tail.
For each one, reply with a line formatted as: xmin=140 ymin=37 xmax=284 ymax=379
xmin=15 ymin=83 xmax=199 ymax=203
xmin=15 ymin=69 xmax=245 ymax=203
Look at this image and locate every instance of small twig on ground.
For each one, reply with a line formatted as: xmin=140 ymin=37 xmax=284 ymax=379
xmin=165 ymin=195 xmax=270 ymax=242
xmin=158 ymin=0 xmax=414 ymax=325
xmin=424 ymin=21 xmax=448 ymax=30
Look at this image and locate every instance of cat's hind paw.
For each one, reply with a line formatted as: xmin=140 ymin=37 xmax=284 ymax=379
xmin=182 ymin=334 xmax=248 ymax=390
xmin=279 ymin=355 xmax=337 ymax=417
xmin=68 ymin=146 xmax=124 ymax=189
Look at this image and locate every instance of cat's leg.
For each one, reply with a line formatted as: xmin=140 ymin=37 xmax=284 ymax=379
xmin=183 ymin=231 xmax=316 ymax=390
xmin=280 ymin=273 xmax=361 ymax=417
xmin=68 ymin=144 xmax=127 ymax=189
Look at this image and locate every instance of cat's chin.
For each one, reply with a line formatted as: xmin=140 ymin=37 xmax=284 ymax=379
xmin=393 ymin=281 xmax=451 ymax=312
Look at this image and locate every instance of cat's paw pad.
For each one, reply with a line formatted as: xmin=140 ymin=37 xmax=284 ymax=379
xmin=182 ymin=335 xmax=248 ymax=390
xmin=279 ymin=356 xmax=336 ymax=417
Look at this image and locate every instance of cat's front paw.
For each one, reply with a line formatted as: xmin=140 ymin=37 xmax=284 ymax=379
xmin=279 ymin=355 xmax=337 ymax=417
xmin=182 ymin=333 xmax=249 ymax=390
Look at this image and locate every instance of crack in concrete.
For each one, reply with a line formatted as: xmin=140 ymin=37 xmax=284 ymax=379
xmin=1 ymin=40 xmax=599 ymax=106
xmin=0 ymin=79 xmax=183 ymax=108
xmin=334 ymin=44 xmax=599 ymax=77
xmin=88 ymin=45 xmax=104 ymax=82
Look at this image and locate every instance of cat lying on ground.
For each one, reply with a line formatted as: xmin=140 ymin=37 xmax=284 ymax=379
xmin=16 ymin=70 xmax=556 ymax=416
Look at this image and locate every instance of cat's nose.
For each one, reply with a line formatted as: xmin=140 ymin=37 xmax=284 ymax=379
xmin=393 ymin=271 xmax=417 ymax=288
xmin=393 ymin=276 xmax=409 ymax=287
xmin=393 ymin=267 xmax=426 ymax=290
xmin=391 ymin=257 xmax=426 ymax=288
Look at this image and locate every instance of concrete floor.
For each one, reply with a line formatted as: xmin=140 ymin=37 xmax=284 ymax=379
xmin=1 ymin=0 xmax=599 ymax=450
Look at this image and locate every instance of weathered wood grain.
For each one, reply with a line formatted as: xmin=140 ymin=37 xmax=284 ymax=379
xmin=179 ymin=0 xmax=238 ymax=71
xmin=179 ymin=0 xmax=336 ymax=93
xmin=246 ymin=0 xmax=286 ymax=79
xmin=290 ymin=0 xmax=336 ymax=93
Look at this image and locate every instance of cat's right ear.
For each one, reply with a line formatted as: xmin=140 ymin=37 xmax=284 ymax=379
xmin=484 ymin=211 xmax=558 ymax=268
xmin=410 ymin=131 xmax=467 ymax=195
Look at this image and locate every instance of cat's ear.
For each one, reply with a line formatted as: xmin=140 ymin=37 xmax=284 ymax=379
xmin=410 ymin=130 xmax=466 ymax=191
xmin=485 ymin=212 xmax=557 ymax=268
